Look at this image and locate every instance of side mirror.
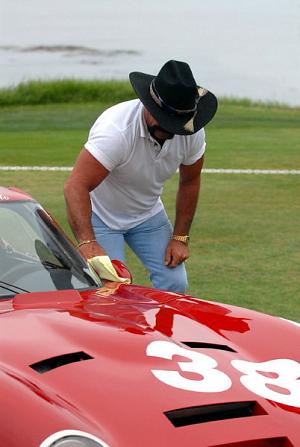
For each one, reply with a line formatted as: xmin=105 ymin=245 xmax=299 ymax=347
xmin=111 ymin=259 xmax=133 ymax=283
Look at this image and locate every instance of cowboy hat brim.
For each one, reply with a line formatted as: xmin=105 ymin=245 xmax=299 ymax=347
xmin=129 ymin=71 xmax=218 ymax=135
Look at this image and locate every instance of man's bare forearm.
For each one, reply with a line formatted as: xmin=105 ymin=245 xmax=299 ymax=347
xmin=64 ymin=182 xmax=95 ymax=243
xmin=173 ymin=177 xmax=200 ymax=235
xmin=64 ymin=149 xmax=110 ymax=259
xmin=164 ymin=174 xmax=200 ymax=268
xmin=173 ymin=157 xmax=203 ymax=235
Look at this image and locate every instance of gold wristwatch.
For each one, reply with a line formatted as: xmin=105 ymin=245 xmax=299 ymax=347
xmin=172 ymin=235 xmax=190 ymax=245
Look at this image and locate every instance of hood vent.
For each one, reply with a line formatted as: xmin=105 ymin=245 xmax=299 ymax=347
xmin=215 ymin=437 xmax=293 ymax=447
xmin=165 ymin=401 xmax=266 ymax=427
xmin=181 ymin=341 xmax=236 ymax=352
xmin=30 ymin=351 xmax=93 ymax=374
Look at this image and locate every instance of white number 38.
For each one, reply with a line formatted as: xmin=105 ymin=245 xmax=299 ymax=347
xmin=146 ymin=341 xmax=300 ymax=408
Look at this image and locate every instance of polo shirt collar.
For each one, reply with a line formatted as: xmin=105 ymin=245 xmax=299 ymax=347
xmin=138 ymin=102 xmax=149 ymax=139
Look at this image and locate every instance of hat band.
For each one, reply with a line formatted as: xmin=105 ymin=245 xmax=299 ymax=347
xmin=150 ymin=80 xmax=198 ymax=116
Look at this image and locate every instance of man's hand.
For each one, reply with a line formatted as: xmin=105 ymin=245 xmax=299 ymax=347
xmin=164 ymin=239 xmax=189 ymax=268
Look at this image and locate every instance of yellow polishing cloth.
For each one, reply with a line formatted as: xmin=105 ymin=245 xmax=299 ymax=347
xmin=87 ymin=256 xmax=131 ymax=284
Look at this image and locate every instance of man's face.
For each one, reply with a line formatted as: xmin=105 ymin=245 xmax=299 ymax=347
xmin=144 ymin=109 xmax=174 ymax=141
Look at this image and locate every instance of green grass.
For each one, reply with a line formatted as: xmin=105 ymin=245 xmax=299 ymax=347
xmin=1 ymin=99 xmax=300 ymax=169
xmin=0 ymin=79 xmax=136 ymax=106
xmin=1 ymin=80 xmax=300 ymax=321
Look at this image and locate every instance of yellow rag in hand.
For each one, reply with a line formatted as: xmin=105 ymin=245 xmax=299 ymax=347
xmin=87 ymin=256 xmax=131 ymax=284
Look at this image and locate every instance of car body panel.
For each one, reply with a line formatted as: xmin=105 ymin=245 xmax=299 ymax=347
xmin=0 ymin=287 xmax=299 ymax=446
xmin=0 ymin=186 xmax=35 ymax=202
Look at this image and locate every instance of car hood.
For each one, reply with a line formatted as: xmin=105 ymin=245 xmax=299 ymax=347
xmin=0 ymin=284 xmax=299 ymax=447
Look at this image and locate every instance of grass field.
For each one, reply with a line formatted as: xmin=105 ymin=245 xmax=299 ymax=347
xmin=1 ymin=80 xmax=299 ymax=321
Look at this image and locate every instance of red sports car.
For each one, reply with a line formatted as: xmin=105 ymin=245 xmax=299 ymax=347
xmin=0 ymin=186 xmax=299 ymax=447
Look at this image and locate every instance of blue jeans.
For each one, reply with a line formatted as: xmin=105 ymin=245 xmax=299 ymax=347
xmin=91 ymin=209 xmax=188 ymax=293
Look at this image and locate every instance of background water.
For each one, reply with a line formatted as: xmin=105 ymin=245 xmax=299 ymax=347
xmin=0 ymin=0 xmax=300 ymax=105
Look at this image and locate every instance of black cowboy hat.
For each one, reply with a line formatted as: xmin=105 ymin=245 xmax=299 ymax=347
xmin=129 ymin=59 xmax=218 ymax=135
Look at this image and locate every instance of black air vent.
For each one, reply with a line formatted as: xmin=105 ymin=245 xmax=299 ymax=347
xmin=30 ymin=351 xmax=93 ymax=373
xmin=165 ymin=401 xmax=266 ymax=427
xmin=216 ymin=437 xmax=293 ymax=447
xmin=181 ymin=341 xmax=236 ymax=352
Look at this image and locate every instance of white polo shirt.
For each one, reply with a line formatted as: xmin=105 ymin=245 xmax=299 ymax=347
xmin=85 ymin=99 xmax=206 ymax=230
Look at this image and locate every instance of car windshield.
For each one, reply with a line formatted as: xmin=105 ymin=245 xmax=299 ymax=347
xmin=0 ymin=200 xmax=98 ymax=298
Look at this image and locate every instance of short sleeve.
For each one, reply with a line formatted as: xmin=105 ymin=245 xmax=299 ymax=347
xmin=182 ymin=128 xmax=206 ymax=166
xmin=84 ymin=118 xmax=126 ymax=172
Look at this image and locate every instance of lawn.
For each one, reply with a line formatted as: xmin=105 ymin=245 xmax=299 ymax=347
xmin=1 ymin=83 xmax=299 ymax=321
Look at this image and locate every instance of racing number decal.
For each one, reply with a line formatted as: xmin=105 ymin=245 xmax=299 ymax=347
xmin=146 ymin=340 xmax=300 ymax=408
xmin=232 ymin=358 xmax=300 ymax=407
xmin=146 ymin=340 xmax=232 ymax=392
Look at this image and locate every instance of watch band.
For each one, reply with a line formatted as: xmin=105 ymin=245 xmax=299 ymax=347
xmin=172 ymin=235 xmax=190 ymax=245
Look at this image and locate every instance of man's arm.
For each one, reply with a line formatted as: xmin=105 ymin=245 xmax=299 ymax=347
xmin=64 ymin=148 xmax=109 ymax=259
xmin=164 ymin=155 xmax=204 ymax=268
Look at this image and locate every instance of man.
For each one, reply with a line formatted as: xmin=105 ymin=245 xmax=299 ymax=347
xmin=64 ymin=60 xmax=218 ymax=292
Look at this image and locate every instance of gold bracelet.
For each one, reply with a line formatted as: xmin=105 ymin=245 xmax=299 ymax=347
xmin=77 ymin=239 xmax=97 ymax=248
